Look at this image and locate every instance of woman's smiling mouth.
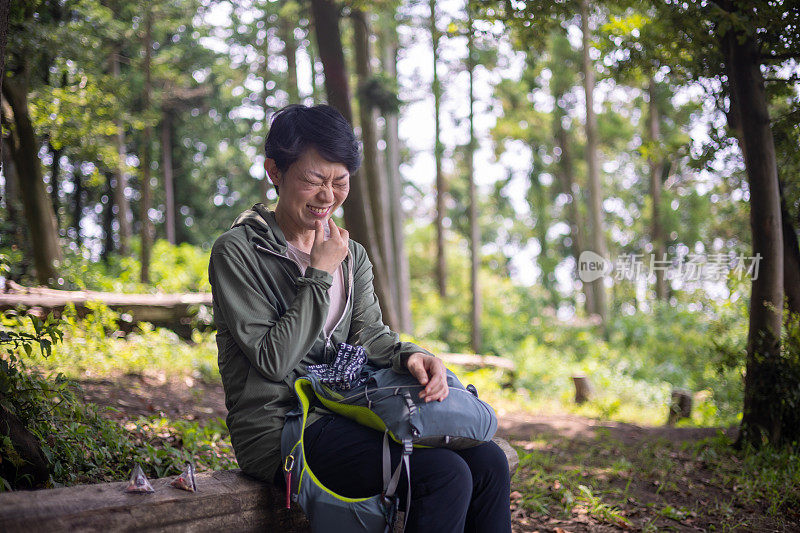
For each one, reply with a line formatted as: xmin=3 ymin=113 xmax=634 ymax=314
xmin=307 ymin=205 xmax=331 ymax=217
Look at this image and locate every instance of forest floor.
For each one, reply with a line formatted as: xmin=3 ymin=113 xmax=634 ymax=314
xmin=78 ymin=371 xmax=799 ymax=533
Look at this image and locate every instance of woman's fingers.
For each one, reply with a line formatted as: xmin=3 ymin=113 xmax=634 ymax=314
xmin=314 ymin=220 xmax=325 ymax=246
xmin=328 ymin=217 xmax=341 ymax=239
xmin=425 ymin=374 xmax=449 ymax=401
xmin=420 ymin=359 xmax=449 ymax=402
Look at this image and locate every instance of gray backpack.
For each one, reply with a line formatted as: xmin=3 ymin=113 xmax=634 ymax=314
xmin=280 ymin=366 xmax=498 ymax=532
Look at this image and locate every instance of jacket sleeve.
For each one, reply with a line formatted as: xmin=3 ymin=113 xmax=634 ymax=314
xmin=209 ymin=250 xmax=332 ymax=382
xmin=346 ymin=243 xmax=434 ymax=373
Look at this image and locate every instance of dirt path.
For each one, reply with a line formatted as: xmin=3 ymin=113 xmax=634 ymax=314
xmin=78 ymin=374 xmax=796 ymax=532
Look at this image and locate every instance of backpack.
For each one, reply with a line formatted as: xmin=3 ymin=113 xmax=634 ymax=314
xmin=280 ymin=365 xmax=498 ymax=532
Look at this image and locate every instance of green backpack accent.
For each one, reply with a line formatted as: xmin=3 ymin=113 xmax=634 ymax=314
xmin=281 ymin=366 xmax=499 ymax=532
xmin=281 ymin=378 xmax=404 ymax=533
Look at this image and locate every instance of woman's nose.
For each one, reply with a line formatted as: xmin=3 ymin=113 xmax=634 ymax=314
xmin=317 ymin=184 xmax=334 ymax=203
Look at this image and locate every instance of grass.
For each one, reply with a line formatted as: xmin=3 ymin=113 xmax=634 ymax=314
xmin=506 ymin=427 xmax=799 ymax=531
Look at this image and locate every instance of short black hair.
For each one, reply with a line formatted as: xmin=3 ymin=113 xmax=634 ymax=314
xmin=264 ymin=104 xmax=362 ymax=176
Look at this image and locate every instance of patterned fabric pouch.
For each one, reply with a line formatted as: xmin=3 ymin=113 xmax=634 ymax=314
xmin=307 ymin=343 xmax=369 ymax=390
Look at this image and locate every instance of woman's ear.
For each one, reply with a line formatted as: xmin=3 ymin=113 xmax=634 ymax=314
xmin=265 ymin=158 xmax=281 ymax=194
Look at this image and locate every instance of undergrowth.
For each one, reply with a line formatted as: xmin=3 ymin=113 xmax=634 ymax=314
xmin=0 ymin=310 xmax=232 ymax=491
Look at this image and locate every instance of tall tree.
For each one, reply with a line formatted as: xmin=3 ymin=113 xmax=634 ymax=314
xmin=110 ymin=45 xmax=132 ymax=255
xmin=352 ymin=7 xmax=399 ymax=329
xmin=310 ymin=0 xmax=396 ymax=328
xmin=466 ymin=8 xmax=481 ymax=353
xmin=579 ymin=0 xmax=608 ymax=326
xmin=430 ymin=0 xmax=447 ymax=299
xmin=721 ymin=8 xmax=784 ymax=448
xmin=161 ymin=110 xmax=175 ymax=244
xmin=549 ymin=32 xmax=593 ymax=314
xmin=279 ymin=1 xmax=300 ymax=104
xmin=2 ymin=3 xmax=62 ymax=285
xmin=638 ymin=0 xmax=800 ymax=447
xmin=140 ymin=8 xmax=154 ymax=283
xmin=379 ymin=10 xmax=413 ymax=333
xmin=647 ymin=78 xmax=667 ymax=301
xmin=0 ymin=0 xmax=10 ymax=170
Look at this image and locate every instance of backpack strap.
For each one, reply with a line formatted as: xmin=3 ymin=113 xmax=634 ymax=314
xmin=401 ymin=391 xmax=421 ymax=438
xmin=382 ymin=432 xmax=412 ymax=532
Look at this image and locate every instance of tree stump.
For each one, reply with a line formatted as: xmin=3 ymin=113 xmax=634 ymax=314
xmin=667 ymin=389 xmax=693 ymax=426
xmin=571 ymin=374 xmax=593 ymax=404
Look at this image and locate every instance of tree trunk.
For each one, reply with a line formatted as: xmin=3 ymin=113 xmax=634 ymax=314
xmin=430 ymin=0 xmax=447 ymax=299
xmin=571 ymin=374 xmax=593 ymax=404
xmin=466 ymin=13 xmax=481 ymax=353
xmin=112 ymin=47 xmax=132 ymax=256
xmin=1 ymin=119 xmax=27 ymax=271
xmin=723 ymin=29 xmax=791 ymax=448
xmin=140 ymin=11 xmax=153 ymax=284
xmin=280 ymin=11 xmax=300 ymax=104
xmin=531 ymin=173 xmax=557 ymax=308
xmin=554 ymin=108 xmax=593 ymax=315
xmin=305 ymin=17 xmax=321 ymax=103
xmin=352 ymin=8 xmax=399 ymax=330
xmin=579 ymin=0 xmax=607 ymax=327
xmin=162 ymin=111 xmax=175 ymax=244
xmin=102 ymin=171 xmax=115 ymax=262
xmin=72 ymin=169 xmax=83 ymax=248
xmin=3 ymin=77 xmax=61 ymax=285
xmin=0 ymin=0 xmax=10 ymax=167
xmin=781 ymin=195 xmax=800 ymax=318
xmin=310 ymin=0 xmax=395 ymax=328
xmin=260 ymin=10 xmax=274 ymax=201
xmin=648 ymin=78 xmax=667 ymax=301
xmin=48 ymin=141 xmax=61 ymax=226
xmin=310 ymin=0 xmax=350 ymax=114
xmin=0 ymin=393 xmax=50 ymax=489
xmin=380 ymin=16 xmax=412 ymax=333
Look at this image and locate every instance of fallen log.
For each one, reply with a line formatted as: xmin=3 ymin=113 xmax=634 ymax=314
xmin=0 ymin=281 xmax=212 ymax=337
xmin=438 ymin=352 xmax=516 ymax=372
xmin=0 ymin=438 xmax=518 ymax=532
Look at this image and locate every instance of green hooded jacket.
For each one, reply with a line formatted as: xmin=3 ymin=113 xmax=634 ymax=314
xmin=208 ymin=204 xmax=433 ymax=482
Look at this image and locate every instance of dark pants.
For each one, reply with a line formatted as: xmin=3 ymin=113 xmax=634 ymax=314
xmin=277 ymin=413 xmax=512 ymax=533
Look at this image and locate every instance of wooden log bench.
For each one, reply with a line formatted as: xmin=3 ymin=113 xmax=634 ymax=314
xmin=0 ymin=281 xmax=213 ymax=339
xmin=0 ymin=438 xmax=518 ymax=532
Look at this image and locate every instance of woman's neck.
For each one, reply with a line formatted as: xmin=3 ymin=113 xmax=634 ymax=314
xmin=274 ymin=206 xmax=315 ymax=253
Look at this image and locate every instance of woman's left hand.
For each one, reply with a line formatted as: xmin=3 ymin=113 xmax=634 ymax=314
xmin=406 ymin=353 xmax=449 ymax=402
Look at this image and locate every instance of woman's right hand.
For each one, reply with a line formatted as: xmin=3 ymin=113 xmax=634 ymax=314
xmin=310 ymin=218 xmax=349 ymax=274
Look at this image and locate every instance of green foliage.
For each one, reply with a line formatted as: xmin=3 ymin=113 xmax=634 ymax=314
xmin=23 ymin=303 xmax=217 ymax=380
xmin=55 ymin=239 xmax=211 ymax=293
xmin=0 ymin=309 xmax=229 ymax=490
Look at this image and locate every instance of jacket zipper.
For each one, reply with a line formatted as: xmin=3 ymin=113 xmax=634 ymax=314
xmin=324 ymin=248 xmax=353 ymax=362
xmin=254 ymin=243 xmax=353 ymax=363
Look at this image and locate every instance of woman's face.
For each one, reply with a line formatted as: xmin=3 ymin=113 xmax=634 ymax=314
xmin=267 ymin=146 xmax=350 ymax=234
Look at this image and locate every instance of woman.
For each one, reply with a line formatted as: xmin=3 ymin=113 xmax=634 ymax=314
xmin=209 ymin=104 xmax=511 ymax=532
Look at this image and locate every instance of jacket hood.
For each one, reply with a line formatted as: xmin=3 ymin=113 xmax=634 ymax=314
xmin=231 ymin=203 xmax=288 ymax=254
